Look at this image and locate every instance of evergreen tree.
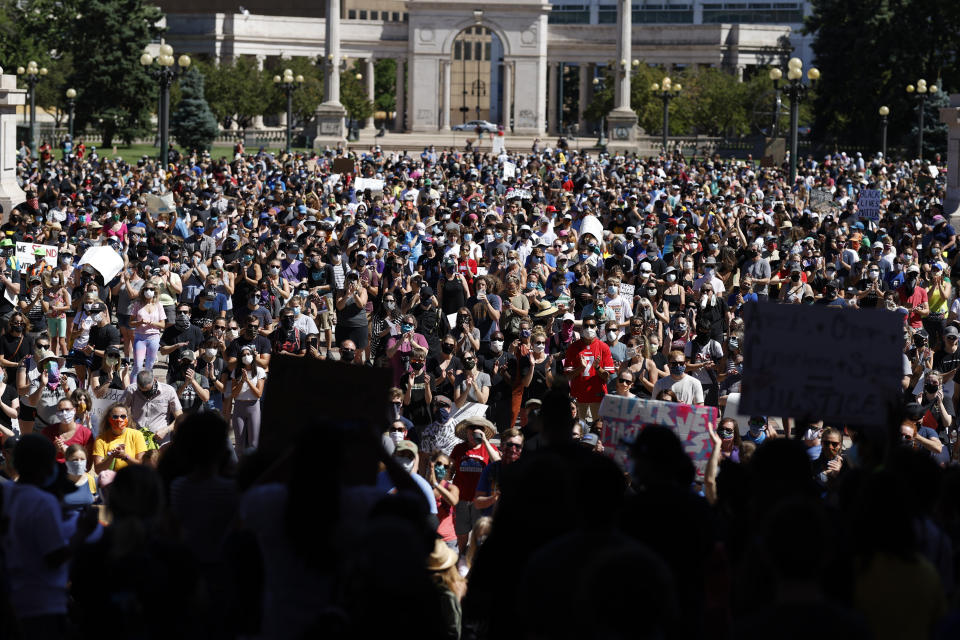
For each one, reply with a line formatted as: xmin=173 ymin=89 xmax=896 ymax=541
xmin=908 ymin=89 xmax=949 ymax=159
xmin=171 ymin=68 xmax=219 ymax=153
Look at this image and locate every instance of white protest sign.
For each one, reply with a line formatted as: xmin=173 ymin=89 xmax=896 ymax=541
xmin=145 ymin=192 xmax=175 ymax=216
xmin=354 ymin=178 xmax=385 ymax=194
xmin=77 ymin=246 xmax=125 ymax=283
xmin=446 ymin=401 xmax=489 ymax=433
xmin=580 ymin=215 xmax=604 ymax=243
xmin=503 ymin=161 xmax=516 ymax=180
xmin=599 ymin=395 xmax=718 ymax=476
xmin=857 ymin=189 xmax=883 ymax=221
xmin=90 ymin=388 xmax=128 ymax=436
xmin=740 ymin=302 xmax=903 ymax=424
xmin=16 ymin=242 xmax=58 ymax=268
xmin=491 ymin=136 xmax=505 ymax=155
xmin=619 ymin=283 xmax=635 ymax=299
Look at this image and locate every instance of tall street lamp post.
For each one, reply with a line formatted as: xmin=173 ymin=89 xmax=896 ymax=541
xmin=769 ymin=58 xmax=819 ymax=185
xmin=140 ymin=44 xmax=191 ymax=164
xmin=15 ymin=61 xmax=48 ymax=159
xmin=273 ymin=70 xmax=304 ymax=154
xmin=651 ymin=75 xmax=682 ymax=154
xmin=65 ymin=88 xmax=77 ymax=141
xmin=878 ymin=105 xmax=889 ymax=159
xmin=906 ymin=78 xmax=937 ymax=160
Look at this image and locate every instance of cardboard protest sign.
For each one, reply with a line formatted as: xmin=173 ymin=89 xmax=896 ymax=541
xmin=856 ymin=189 xmax=883 ymax=221
xmin=446 ymin=402 xmax=488 ymax=432
xmin=354 ymin=178 xmax=385 ymax=194
xmin=145 ymin=192 xmax=175 ymax=216
xmin=332 ymin=158 xmax=355 ymax=174
xmin=809 ymin=188 xmax=838 ymax=212
xmin=259 ymin=355 xmax=392 ymax=459
xmin=619 ymin=283 xmax=635 ymax=300
xmin=599 ymin=394 xmax=718 ymax=476
xmin=740 ymin=302 xmax=902 ymax=424
xmin=491 ymin=136 xmax=505 ymax=155
xmin=502 ymin=161 xmax=516 ymax=180
xmin=91 ymin=388 xmax=128 ymax=434
xmin=16 ymin=242 xmax=58 ymax=268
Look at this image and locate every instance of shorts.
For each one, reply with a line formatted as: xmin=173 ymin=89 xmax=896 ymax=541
xmin=316 ymin=310 xmax=333 ymax=331
xmin=454 ymin=500 xmax=479 ymax=536
xmin=117 ymin=313 xmax=131 ymax=329
xmin=46 ymin=317 xmax=67 ymax=337
xmin=18 ymin=403 xmax=37 ymax=422
xmin=163 ymin=306 xmax=175 ymax=325
xmin=576 ymin=402 xmax=601 ymax=423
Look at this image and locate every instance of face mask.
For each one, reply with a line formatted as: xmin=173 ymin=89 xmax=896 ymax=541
xmin=869 ymin=270 xmax=879 ymax=279
xmin=203 ymin=348 xmax=218 ymax=360
xmin=434 ymin=404 xmax=451 ymax=422
xmin=143 ymin=290 xmax=155 ymax=299
xmin=227 ymin=328 xmax=239 ymax=340
xmin=582 ymin=326 xmax=597 ymax=340
xmin=708 ymin=243 xmax=718 ymax=250
xmin=705 ymin=267 xmax=715 ymax=277
xmin=341 ymin=349 xmax=356 ymax=362
xmin=434 ymin=464 xmax=447 ymax=482
xmin=669 ymin=363 xmax=686 ymax=375
xmin=491 ymin=340 xmax=504 ymax=353
xmin=401 ymin=323 xmax=414 ymax=333
xmin=676 ymin=324 xmax=687 ymax=333
xmin=214 ymin=259 xmax=224 ymax=268
xmin=65 ymin=460 xmax=86 ymax=476
xmin=248 ymin=296 xmax=259 ymax=307
xmin=441 ymin=342 xmax=455 ymax=354
xmin=397 ymin=457 xmax=416 ymax=474
xmin=925 ymin=383 xmax=939 ymax=394
xmin=389 ymin=430 xmax=405 ymax=445
xmin=606 ymin=330 xmax=617 ymax=342
xmin=626 ymin=347 xmax=637 ymax=359
xmin=684 ymin=262 xmax=694 ymax=270
xmin=160 ymin=263 xmax=170 ymax=273
xmin=520 ymin=329 xmax=532 ymax=339
xmin=607 ymin=286 xmax=617 ymax=296
xmin=269 ymin=267 xmax=280 ymax=275
xmin=83 ymin=303 xmax=93 ymax=312
xmin=175 ymin=314 xmax=190 ymax=329
xmin=790 ymin=273 xmax=801 ymax=282
xmin=57 ymin=409 xmax=76 ymax=424
xmin=242 ymin=354 xmax=254 ymax=365
xmin=51 ymin=278 xmax=60 ymax=286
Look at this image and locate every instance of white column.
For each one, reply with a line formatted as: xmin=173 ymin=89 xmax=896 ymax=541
xmin=578 ymin=63 xmax=590 ymax=133
xmin=324 ymin=0 xmax=342 ymax=105
xmin=394 ymin=57 xmax=406 ymax=132
xmin=0 ymin=70 xmax=27 ymax=218
xmin=363 ymin=58 xmax=376 ymax=130
xmin=942 ymin=95 xmax=960 ymax=219
xmin=616 ymin=0 xmax=631 ymax=111
xmin=253 ymin=55 xmax=266 ymax=129
xmin=548 ymin=62 xmax=560 ymax=134
xmin=441 ymin=60 xmax=451 ymax=130
xmin=501 ymin=61 xmax=513 ymax=130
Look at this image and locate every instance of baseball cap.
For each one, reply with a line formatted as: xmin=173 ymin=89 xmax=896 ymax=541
xmin=907 ymin=264 xmax=921 ymax=274
xmin=395 ymin=440 xmax=418 ymax=456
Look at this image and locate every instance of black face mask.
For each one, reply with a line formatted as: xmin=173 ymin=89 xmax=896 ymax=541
xmin=441 ymin=342 xmax=455 ymax=354
xmin=340 ymin=349 xmax=355 ymax=363
xmin=925 ymin=383 xmax=939 ymax=394
xmin=281 ymin=316 xmax=294 ymax=329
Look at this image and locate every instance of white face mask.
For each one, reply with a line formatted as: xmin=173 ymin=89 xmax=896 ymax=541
xmin=227 ymin=329 xmax=239 ymax=340
xmin=491 ymin=340 xmax=504 ymax=353
xmin=57 ymin=409 xmax=76 ymax=424
xmin=532 ymin=343 xmax=545 ymax=353
xmin=582 ymin=327 xmax=597 ymax=340
xmin=143 ymin=290 xmax=155 ymax=299
xmin=397 ymin=456 xmax=415 ymax=473
xmin=626 ymin=347 xmax=637 ymax=359
xmin=51 ymin=278 xmax=60 ymax=286
xmin=242 ymin=354 xmax=254 ymax=365
xmin=204 ymin=348 xmax=218 ymax=359
xmin=606 ymin=330 xmax=617 ymax=342
xmin=214 ymin=259 xmax=224 ymax=268
xmin=666 ymin=273 xmax=677 ymax=283
xmin=389 ymin=430 xmax=405 ymax=444
xmin=65 ymin=459 xmax=87 ymax=476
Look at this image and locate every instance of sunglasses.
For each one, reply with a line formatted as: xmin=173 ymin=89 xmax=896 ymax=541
xmin=502 ymin=442 xmax=523 ymax=450
xmin=617 ymin=378 xmax=633 ymax=384
xmin=533 ymin=341 xmax=546 ymax=345
xmin=110 ymin=414 xmax=128 ymax=419
xmin=669 ymin=360 xmax=685 ymax=365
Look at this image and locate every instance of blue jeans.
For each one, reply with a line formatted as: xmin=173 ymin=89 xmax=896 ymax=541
xmin=132 ymin=333 xmax=160 ymax=377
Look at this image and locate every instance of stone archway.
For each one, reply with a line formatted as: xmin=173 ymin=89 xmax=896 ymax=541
xmin=450 ymin=25 xmax=503 ymax=126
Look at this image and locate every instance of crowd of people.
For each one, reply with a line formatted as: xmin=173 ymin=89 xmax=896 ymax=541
xmin=1 ymin=137 xmax=960 ymax=639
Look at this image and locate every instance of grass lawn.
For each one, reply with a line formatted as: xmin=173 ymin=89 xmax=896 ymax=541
xmin=100 ymin=144 xmax=313 ymax=165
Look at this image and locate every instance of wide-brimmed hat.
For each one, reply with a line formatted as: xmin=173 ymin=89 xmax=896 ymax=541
xmin=532 ymin=299 xmax=559 ymax=318
xmin=426 ymin=538 xmax=458 ymax=572
xmin=455 ymin=416 xmax=496 ymax=441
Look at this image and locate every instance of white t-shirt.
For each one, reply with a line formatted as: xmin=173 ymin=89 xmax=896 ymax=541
xmin=652 ymin=374 xmax=704 ymax=404
xmin=1 ymin=482 xmax=69 ymax=618
xmin=232 ymin=366 xmax=267 ymax=401
xmin=603 ymin=294 xmax=633 ymax=326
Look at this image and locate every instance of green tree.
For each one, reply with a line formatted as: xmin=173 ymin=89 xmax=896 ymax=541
xmin=908 ymin=89 xmax=950 ymax=159
xmin=198 ymin=56 xmax=270 ymax=131
xmin=806 ymin=0 xmax=960 ymax=150
xmin=66 ymin=0 xmax=163 ymax=146
xmin=341 ymin=61 xmax=374 ymax=126
xmin=374 ymin=58 xmax=396 ymax=113
xmin=171 ymin=68 xmax=219 ymax=153
xmin=263 ymin=57 xmax=324 ymax=127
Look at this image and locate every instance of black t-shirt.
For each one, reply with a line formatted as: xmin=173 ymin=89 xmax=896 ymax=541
xmin=88 ymin=323 xmax=122 ymax=370
xmin=0 ymin=383 xmax=17 ymax=431
xmin=160 ymin=324 xmax=205 ymax=363
xmin=167 ymin=365 xmax=210 ymax=413
xmin=401 ymin=371 xmax=431 ymax=427
xmin=0 ymin=331 xmax=33 ymax=383
xmin=225 ymin=334 xmax=272 ymax=361
xmin=270 ymin=327 xmax=306 ymax=354
xmin=934 ymin=348 xmax=960 ymax=377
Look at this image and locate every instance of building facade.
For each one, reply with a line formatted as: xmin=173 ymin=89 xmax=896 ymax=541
xmin=161 ymin=0 xmax=809 ymax=137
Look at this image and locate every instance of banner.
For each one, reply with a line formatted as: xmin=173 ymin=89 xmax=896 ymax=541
xmin=446 ymin=401 xmax=489 ymax=432
xmin=491 ymin=136 xmax=505 ymax=155
xmin=354 ymin=178 xmax=385 ymax=194
xmin=598 ymin=394 xmax=718 ymax=476
xmin=77 ymin=246 xmax=125 ymax=283
xmin=740 ymin=302 xmax=902 ymax=424
xmin=16 ymin=242 xmax=58 ymax=268
xmin=809 ymin=188 xmax=838 ymax=212
xmin=90 ymin=388 xmax=128 ymax=435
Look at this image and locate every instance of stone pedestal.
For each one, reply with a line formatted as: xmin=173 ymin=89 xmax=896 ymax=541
xmin=941 ymin=95 xmax=960 ymax=220
xmin=313 ymin=102 xmax=347 ymax=149
xmin=605 ymin=107 xmax=640 ymax=152
xmin=0 ymin=70 xmax=25 ymax=221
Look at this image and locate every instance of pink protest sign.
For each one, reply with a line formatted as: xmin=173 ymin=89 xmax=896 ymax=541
xmin=598 ymin=395 xmax=718 ymax=477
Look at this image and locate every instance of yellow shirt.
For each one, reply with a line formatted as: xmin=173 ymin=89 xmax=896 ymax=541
xmin=92 ymin=428 xmax=148 ymax=470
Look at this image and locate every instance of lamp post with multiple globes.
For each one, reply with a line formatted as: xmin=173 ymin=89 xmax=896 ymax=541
xmin=769 ymin=58 xmax=819 ymax=184
xmin=650 ymin=75 xmax=682 ymax=153
xmin=273 ymin=70 xmax=304 ymax=154
xmin=140 ymin=44 xmax=191 ymax=163
xmin=15 ymin=61 xmax=48 ymax=159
